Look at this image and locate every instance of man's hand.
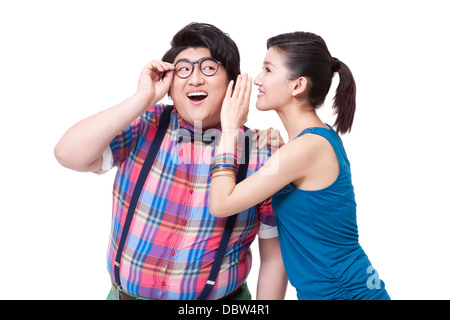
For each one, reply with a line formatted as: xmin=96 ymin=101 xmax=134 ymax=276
xmin=137 ymin=60 xmax=174 ymax=107
xmin=55 ymin=59 xmax=175 ymax=173
xmin=254 ymin=127 xmax=285 ymax=149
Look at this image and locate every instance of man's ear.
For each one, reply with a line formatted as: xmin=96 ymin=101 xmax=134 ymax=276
xmin=292 ymin=77 xmax=308 ymax=97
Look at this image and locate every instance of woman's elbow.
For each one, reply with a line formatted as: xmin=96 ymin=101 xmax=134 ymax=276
xmin=209 ymin=203 xmax=225 ymax=217
xmin=209 ymin=201 xmax=233 ymax=218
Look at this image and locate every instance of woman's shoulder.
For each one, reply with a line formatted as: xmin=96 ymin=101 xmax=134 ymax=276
xmin=287 ymin=132 xmax=330 ymax=156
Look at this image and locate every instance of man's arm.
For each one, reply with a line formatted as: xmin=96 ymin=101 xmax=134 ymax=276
xmin=54 ymin=60 xmax=174 ymax=172
xmin=256 ymin=236 xmax=288 ymax=300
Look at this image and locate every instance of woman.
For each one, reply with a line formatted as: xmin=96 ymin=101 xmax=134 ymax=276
xmin=209 ymin=32 xmax=390 ymax=300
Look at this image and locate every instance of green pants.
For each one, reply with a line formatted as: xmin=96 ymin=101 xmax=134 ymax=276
xmin=107 ymin=282 xmax=251 ymax=300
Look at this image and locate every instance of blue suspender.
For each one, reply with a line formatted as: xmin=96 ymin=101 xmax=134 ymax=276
xmin=113 ymin=105 xmax=174 ymax=289
xmin=113 ymin=105 xmax=250 ymax=300
xmin=197 ymin=130 xmax=250 ymax=300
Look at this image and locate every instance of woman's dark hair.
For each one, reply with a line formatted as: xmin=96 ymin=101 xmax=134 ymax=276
xmin=162 ymin=22 xmax=241 ymax=83
xmin=267 ymin=32 xmax=356 ymax=134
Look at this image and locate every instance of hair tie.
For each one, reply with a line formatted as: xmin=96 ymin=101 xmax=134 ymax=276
xmin=332 ymin=57 xmax=341 ymax=73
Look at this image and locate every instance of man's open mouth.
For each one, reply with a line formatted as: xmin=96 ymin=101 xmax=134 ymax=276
xmin=187 ymin=92 xmax=208 ymax=102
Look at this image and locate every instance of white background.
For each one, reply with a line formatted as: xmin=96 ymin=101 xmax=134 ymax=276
xmin=1 ymin=0 xmax=449 ymax=300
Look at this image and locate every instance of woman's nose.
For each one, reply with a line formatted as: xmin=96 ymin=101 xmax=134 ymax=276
xmin=254 ymin=71 xmax=263 ymax=86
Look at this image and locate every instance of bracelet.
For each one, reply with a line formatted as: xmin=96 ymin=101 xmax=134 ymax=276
xmin=210 ymin=171 xmax=237 ymax=180
xmin=211 ymin=153 xmax=237 ymax=166
xmin=210 ymin=152 xmax=238 ymax=177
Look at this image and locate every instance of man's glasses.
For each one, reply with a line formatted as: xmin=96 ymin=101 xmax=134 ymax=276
xmin=174 ymin=58 xmax=222 ymax=79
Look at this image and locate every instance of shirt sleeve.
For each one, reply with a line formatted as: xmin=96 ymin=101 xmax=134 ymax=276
xmin=258 ymin=222 xmax=278 ymax=239
xmin=102 ymin=146 xmax=114 ymax=171
xmin=255 ymin=142 xmax=278 ymax=227
xmin=109 ymin=105 xmax=160 ymax=168
xmin=93 ymin=146 xmax=114 ymax=174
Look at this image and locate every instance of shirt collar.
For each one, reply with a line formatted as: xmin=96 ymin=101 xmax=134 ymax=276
xmin=176 ymin=111 xmax=222 ymax=132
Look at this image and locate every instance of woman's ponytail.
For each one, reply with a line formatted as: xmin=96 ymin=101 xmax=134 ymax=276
xmin=331 ymin=57 xmax=356 ymax=134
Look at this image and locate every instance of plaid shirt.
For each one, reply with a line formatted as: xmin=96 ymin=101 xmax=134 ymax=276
xmin=103 ymin=104 xmax=276 ymax=300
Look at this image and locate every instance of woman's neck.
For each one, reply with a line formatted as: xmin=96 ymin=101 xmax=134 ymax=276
xmin=276 ymin=101 xmax=326 ymax=141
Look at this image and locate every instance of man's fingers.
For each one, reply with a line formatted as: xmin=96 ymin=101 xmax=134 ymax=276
xmin=144 ymin=60 xmax=174 ymax=75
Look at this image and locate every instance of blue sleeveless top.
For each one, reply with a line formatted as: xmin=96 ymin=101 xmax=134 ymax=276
xmin=272 ymin=126 xmax=389 ymax=300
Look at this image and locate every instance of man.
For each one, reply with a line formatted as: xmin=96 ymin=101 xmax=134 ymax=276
xmin=54 ymin=23 xmax=287 ymax=300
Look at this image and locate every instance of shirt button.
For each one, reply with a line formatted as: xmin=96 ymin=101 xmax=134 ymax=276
xmin=189 ymin=189 xmax=194 ymax=194
xmin=182 ymin=220 xmax=187 ymax=226
xmin=170 ymin=250 xmax=175 ymax=256
xmin=161 ymin=281 xmax=166 ymax=287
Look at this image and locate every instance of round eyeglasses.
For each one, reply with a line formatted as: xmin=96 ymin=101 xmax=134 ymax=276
xmin=174 ymin=57 xmax=222 ymax=79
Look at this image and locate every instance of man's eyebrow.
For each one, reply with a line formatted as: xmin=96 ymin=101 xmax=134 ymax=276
xmin=174 ymin=57 xmax=213 ymax=64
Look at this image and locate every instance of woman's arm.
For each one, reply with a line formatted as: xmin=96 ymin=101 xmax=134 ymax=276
xmin=54 ymin=60 xmax=174 ymax=172
xmin=209 ymin=74 xmax=313 ymax=217
xmin=256 ymin=237 xmax=288 ymax=300
xmin=209 ymin=139 xmax=308 ymax=217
